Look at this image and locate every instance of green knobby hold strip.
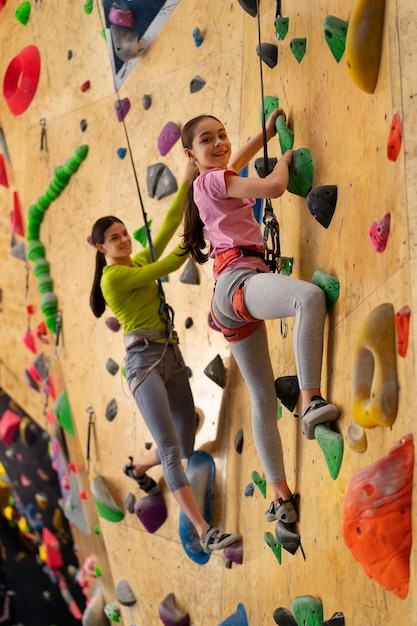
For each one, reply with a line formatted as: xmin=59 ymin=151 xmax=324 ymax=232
xmin=314 ymin=423 xmax=344 ymax=480
xmin=251 ymin=470 xmax=267 ymax=498
xmin=264 ymin=531 xmax=282 ymax=564
xmin=291 ymin=595 xmax=323 ymax=626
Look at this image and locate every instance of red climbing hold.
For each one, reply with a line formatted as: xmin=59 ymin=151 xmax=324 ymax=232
xmin=0 ymin=154 xmax=9 ymax=187
xmin=395 ymin=305 xmax=411 ymax=357
xmin=3 ymin=45 xmax=41 ymax=115
xmin=11 ymin=191 xmax=24 ymax=236
xmin=387 ymin=113 xmax=402 ymax=162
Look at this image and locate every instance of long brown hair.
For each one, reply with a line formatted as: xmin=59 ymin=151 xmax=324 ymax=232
xmin=89 ymin=216 xmax=123 ymax=318
xmin=180 ymin=115 xmax=221 ymax=264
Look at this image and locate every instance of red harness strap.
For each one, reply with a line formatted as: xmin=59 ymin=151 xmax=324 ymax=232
xmin=210 ymin=281 xmax=262 ymax=343
xmin=213 ymin=246 xmax=265 ymax=276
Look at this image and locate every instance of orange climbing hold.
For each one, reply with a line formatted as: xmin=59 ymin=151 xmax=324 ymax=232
xmin=395 ymin=305 xmax=411 ymax=357
xmin=387 ymin=113 xmax=402 ymax=162
xmin=343 ymin=434 xmax=414 ymax=599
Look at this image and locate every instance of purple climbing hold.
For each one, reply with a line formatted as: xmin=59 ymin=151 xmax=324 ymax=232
xmin=105 ymin=317 xmax=121 ymax=332
xmin=158 ymin=593 xmax=190 ymax=626
xmin=224 ymin=540 xmax=243 ymax=564
xmin=158 ymin=121 xmax=181 ymax=157
xmin=134 ymin=492 xmax=167 ymax=533
xmin=114 ymin=97 xmax=130 ymax=122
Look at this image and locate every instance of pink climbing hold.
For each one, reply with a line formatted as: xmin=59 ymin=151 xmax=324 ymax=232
xmin=395 ymin=305 xmax=411 ymax=358
xmin=0 ymin=409 xmax=21 ymax=446
xmin=114 ymin=97 xmax=130 ymax=122
xmin=108 ymin=6 xmax=134 ymax=27
xmin=158 ymin=121 xmax=181 ymax=156
xmin=23 ymin=329 xmax=37 ymax=353
xmin=369 ymin=212 xmax=390 ymax=252
xmin=20 ymin=474 xmax=31 ymax=487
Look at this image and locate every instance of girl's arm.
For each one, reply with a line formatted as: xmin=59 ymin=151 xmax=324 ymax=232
xmin=226 ymin=150 xmax=293 ymax=199
xmin=228 ymin=107 xmax=284 ymax=173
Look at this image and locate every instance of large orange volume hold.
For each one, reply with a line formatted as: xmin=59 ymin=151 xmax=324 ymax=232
xmin=345 ymin=0 xmax=386 ymax=93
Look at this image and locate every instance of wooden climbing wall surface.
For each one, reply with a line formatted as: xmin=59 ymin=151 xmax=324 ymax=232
xmin=0 ymin=0 xmax=416 ymax=624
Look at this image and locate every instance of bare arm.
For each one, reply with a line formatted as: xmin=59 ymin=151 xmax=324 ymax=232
xmin=226 ymin=149 xmax=293 ymax=199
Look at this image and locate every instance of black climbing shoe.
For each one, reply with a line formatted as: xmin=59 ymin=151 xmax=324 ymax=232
xmin=123 ymin=456 xmax=160 ymax=496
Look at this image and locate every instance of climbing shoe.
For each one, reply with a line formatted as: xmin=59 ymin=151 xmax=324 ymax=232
xmin=265 ymin=494 xmax=299 ymax=523
xmin=301 ymin=396 xmax=339 ymax=440
xmin=200 ymin=527 xmax=241 ymax=553
xmin=123 ymin=456 xmax=161 ymax=496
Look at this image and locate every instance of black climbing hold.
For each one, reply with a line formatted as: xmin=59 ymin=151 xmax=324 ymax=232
xmin=273 ymin=607 xmax=298 ymax=626
xmin=204 ymin=354 xmax=226 ymax=388
xmin=234 ymin=428 xmax=244 ymax=454
xmin=274 ymin=520 xmax=300 ymax=555
xmin=67 ymin=50 xmax=73 ymax=60
xmin=180 ymin=258 xmax=200 ymax=285
xmin=105 ymin=398 xmax=117 ymax=421
xmin=145 ymin=442 xmax=152 ymax=450
xmin=254 ymin=157 xmax=277 ymax=178
xmin=185 ymin=317 xmax=193 ymax=329
xmin=256 ymin=43 xmax=278 ymax=68
xmin=237 ymin=0 xmax=257 ymax=17
xmin=106 ymin=358 xmax=119 ymax=376
xmin=306 ymin=185 xmax=337 ymax=229
xmin=322 ymin=612 xmax=345 ymax=626
xmin=80 ymin=119 xmax=88 ymax=132
xmin=275 ymin=376 xmax=300 ymax=412
xmin=186 ymin=366 xmax=192 ymax=378
xmin=142 ymin=94 xmax=152 ymax=110
xmin=190 ymin=75 xmax=206 ymax=93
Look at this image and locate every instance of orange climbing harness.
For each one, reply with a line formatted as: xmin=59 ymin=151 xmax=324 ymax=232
xmin=213 ymin=246 xmax=264 ymax=276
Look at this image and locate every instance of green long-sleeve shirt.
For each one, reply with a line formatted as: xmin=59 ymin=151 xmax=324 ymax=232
xmin=101 ymin=182 xmax=188 ymax=334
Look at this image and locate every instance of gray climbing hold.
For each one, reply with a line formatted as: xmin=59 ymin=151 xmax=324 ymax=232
xmin=81 ymin=581 xmax=108 ymax=626
xmin=111 ymin=25 xmax=143 ymax=62
xmin=184 ymin=317 xmax=193 ymax=329
xmin=115 ymin=579 xmax=136 ymax=606
xmin=234 ymin=428 xmax=244 ymax=454
xmin=124 ymin=492 xmax=136 ymax=514
xmin=204 ymin=354 xmax=226 ymax=388
xmin=142 ymin=94 xmax=152 ymax=110
xmin=180 ymin=258 xmax=200 ymax=285
xmin=10 ymin=239 xmax=27 ymax=261
xmin=158 ymin=592 xmax=190 ymax=626
xmin=105 ymin=398 xmax=117 ymax=421
xmin=106 ymin=357 xmax=119 ymax=375
xmin=244 ymin=483 xmax=254 ymax=497
xmin=147 ymin=163 xmax=178 ymax=199
xmin=190 ymin=75 xmax=206 ymax=93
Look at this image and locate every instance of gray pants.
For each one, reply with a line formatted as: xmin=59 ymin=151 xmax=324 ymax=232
xmin=212 ymin=268 xmax=327 ymax=483
xmin=125 ymin=342 xmax=195 ymax=491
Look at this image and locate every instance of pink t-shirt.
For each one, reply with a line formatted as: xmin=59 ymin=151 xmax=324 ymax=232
xmin=193 ymin=168 xmax=268 ymax=277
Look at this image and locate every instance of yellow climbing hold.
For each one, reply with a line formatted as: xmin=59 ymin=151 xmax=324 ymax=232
xmin=351 ymin=303 xmax=398 ymax=428
xmin=346 ymin=422 xmax=367 ymax=452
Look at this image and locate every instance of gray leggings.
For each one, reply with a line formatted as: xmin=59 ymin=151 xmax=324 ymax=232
xmin=125 ymin=343 xmax=195 ymax=492
xmin=212 ymin=268 xmax=327 ymax=483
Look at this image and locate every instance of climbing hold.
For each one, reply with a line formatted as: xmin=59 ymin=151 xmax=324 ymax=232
xmin=275 ymin=518 xmax=301 ymax=556
xmin=158 ymin=592 xmax=190 ymax=626
xmin=208 ymin=311 xmax=221 ymax=332
xmin=256 ymin=43 xmax=278 ymax=68
xmin=244 ymin=482 xmax=254 ymax=497
xmin=287 ymin=148 xmax=313 ymax=197
xmin=387 ymin=113 xmax=402 ymax=161
xmin=158 ymin=121 xmax=181 ymax=157
xmin=275 ymin=376 xmax=299 ymax=412
xmin=251 ymin=470 xmax=266 ymax=497
xmin=254 ymin=156 xmax=277 ymax=178
xmin=237 ymin=0 xmax=257 ymax=17
xmin=3 ymin=45 xmax=41 ymax=115
xmin=343 ymin=434 xmax=414 ymax=599
xmin=23 ymin=329 xmax=36 ymax=354
xmin=346 ymin=421 xmax=367 ymax=453
xmin=322 ymin=612 xmax=345 ymax=626
xmin=83 ymin=0 xmax=93 ymax=14
xmin=134 ymin=493 xmax=167 ymax=533
xmin=80 ymin=119 xmax=88 ymax=132
xmin=352 ymin=302 xmax=398 ymax=428
xmin=106 ymin=357 xmax=119 ymax=375
xmin=0 ymin=154 xmax=9 ymax=187
xmin=184 ymin=317 xmax=193 ymax=329
xmin=133 ymin=221 xmax=152 ymax=247
xmin=323 ymin=16 xmax=348 ymax=62
xmin=276 ymin=114 xmax=294 ymax=153
xmin=234 ymin=428 xmax=244 ymax=454
xmin=110 ymin=25 xmax=143 ymax=62
xmin=115 ymin=579 xmax=136 ymax=609
xmin=265 ymin=531 xmax=282 ymax=564
xmin=54 ymin=389 xmax=75 ymax=437
xmin=42 ymin=526 xmax=63 ymax=568
xmin=219 ymin=603 xmax=248 ymax=626
xmin=273 ymin=607 xmax=297 ymax=626
xmin=180 ymin=258 xmax=200 ymax=284
xmin=146 ymin=163 xmax=178 ymax=199
xmin=117 ymin=147 xmax=126 ymax=159
xmin=369 ymin=212 xmax=390 ymax=252
xmin=142 ymin=94 xmax=151 ymax=109
xmin=274 ymin=17 xmax=289 ymax=40
xmin=291 ymin=596 xmax=323 ymax=626
xmin=204 ymin=354 xmax=226 ymax=388
xmin=114 ymin=97 xmax=130 ymax=122
xmin=104 ymin=603 xmax=121 ymax=623
xmin=224 ymin=540 xmax=243 ymax=565
xmin=192 ymin=26 xmax=204 ymax=47
xmin=124 ymin=492 xmax=136 ymax=514
xmin=15 ymin=1 xmax=30 ymax=25
xmin=0 ymin=409 xmax=21 ymax=446
xmin=82 ymin=581 xmax=108 ymax=626
xmin=80 ymin=80 xmax=90 ymax=92
xmin=311 ymin=269 xmax=340 ymax=307
xmin=91 ymin=475 xmax=125 ymax=522
xmin=105 ymin=398 xmax=117 ymax=422
xmin=105 ymin=317 xmax=121 ymax=332
xmin=108 ymin=6 xmax=134 ymax=27
xmin=395 ymin=304 xmax=410 ymax=357
xmin=306 ymin=185 xmax=337 ymax=228
xmin=262 ymin=95 xmax=279 ymax=122
xmin=190 ymin=75 xmax=206 ymax=93
xmin=290 ymin=38 xmax=307 ymax=63
xmin=10 ymin=239 xmax=26 ymax=261
xmin=314 ymin=423 xmax=344 ymax=480
xmin=345 ymin=0 xmax=386 ymax=93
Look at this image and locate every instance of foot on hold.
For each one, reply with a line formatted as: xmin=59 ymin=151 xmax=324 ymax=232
xmin=314 ymin=423 xmax=344 ymax=480
xmin=265 ymin=494 xmax=299 ymax=523
xmin=275 ymin=518 xmax=302 ymax=556
xmin=200 ymin=527 xmax=241 ymax=553
xmin=311 ymin=269 xmax=340 ymax=307
xmin=301 ymin=397 xmax=339 ymax=440
xmin=123 ymin=456 xmax=161 ymax=495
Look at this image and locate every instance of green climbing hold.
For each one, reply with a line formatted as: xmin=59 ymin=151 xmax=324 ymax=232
xmin=27 ymin=240 xmax=46 ymax=262
xmin=311 ymin=269 xmax=340 ymax=307
xmin=290 ymin=38 xmax=307 ymax=63
xmin=15 ymin=1 xmax=31 ymax=25
xmin=276 ymin=115 xmax=294 ymax=153
xmin=37 ymin=274 xmax=53 ymax=295
xmin=275 ymin=16 xmax=289 ymax=40
xmin=323 ymin=15 xmax=348 ymax=63
xmin=291 ymin=595 xmax=323 ymax=626
xmin=251 ymin=470 xmax=267 ymax=498
xmin=133 ymin=221 xmax=152 ymax=247
xmin=262 ymin=96 xmax=279 ymax=124
xmin=75 ymin=144 xmax=89 ymax=161
xmin=54 ymin=389 xmax=75 ymax=437
xmin=91 ymin=475 xmax=125 ymax=523
xmin=84 ymin=0 xmax=93 ymax=14
xmin=264 ymin=531 xmax=282 ymax=564
xmin=287 ymin=148 xmax=313 ymax=197
xmin=314 ymin=423 xmax=344 ymax=480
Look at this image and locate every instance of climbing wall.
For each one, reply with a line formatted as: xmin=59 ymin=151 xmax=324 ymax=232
xmin=0 ymin=0 xmax=416 ymax=624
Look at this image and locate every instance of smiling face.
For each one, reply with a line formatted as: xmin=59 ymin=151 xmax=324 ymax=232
xmin=184 ymin=116 xmax=231 ymax=173
xmin=97 ymin=221 xmax=133 ymax=265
